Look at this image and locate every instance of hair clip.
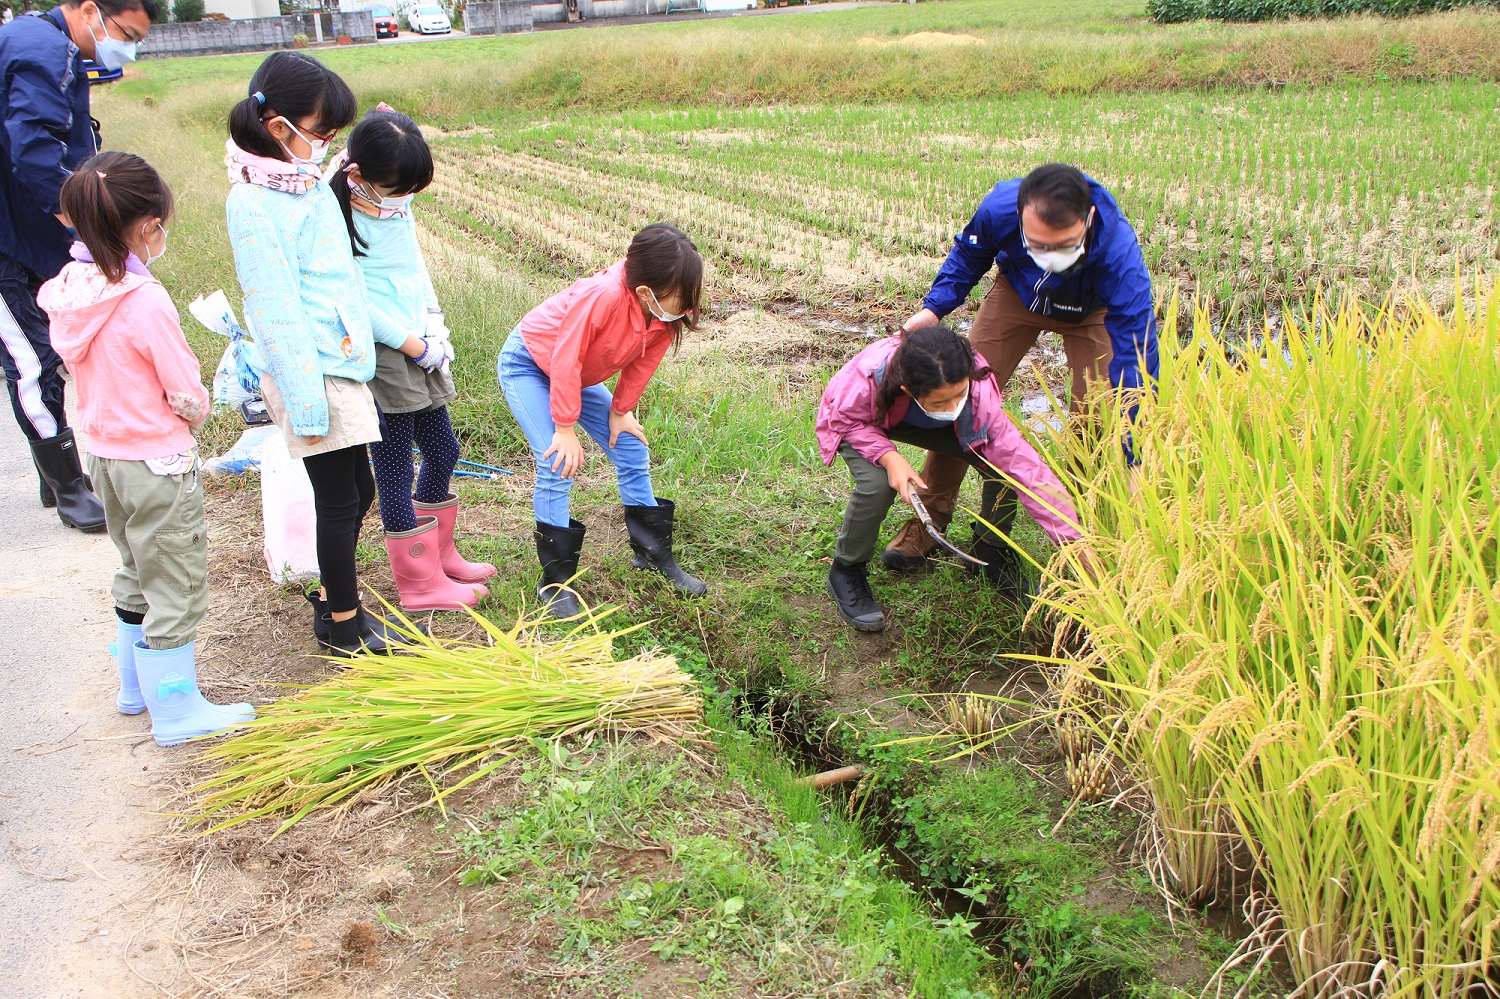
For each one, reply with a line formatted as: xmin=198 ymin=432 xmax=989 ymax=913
xmin=374 ymin=101 xmax=398 ymax=114
xmin=252 ymin=91 xmax=266 ymax=106
xmin=343 ymin=161 xmax=359 ymax=173
xmin=96 ymin=171 xmax=108 ymax=179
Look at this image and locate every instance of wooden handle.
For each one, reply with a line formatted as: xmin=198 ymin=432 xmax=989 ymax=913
xmin=803 ymin=764 xmax=865 ymax=790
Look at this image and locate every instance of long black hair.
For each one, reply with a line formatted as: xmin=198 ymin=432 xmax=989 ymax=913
xmin=875 ymin=324 xmax=976 ymax=418
xmin=228 ymin=51 xmax=357 ymax=161
xmin=331 ymin=108 xmax=434 ymax=256
xmin=624 ymin=222 xmax=703 ymax=348
xmin=59 ymin=152 xmax=174 ymax=284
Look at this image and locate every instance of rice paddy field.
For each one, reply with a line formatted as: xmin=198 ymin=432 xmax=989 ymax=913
xmin=95 ymin=0 xmax=1500 ymax=995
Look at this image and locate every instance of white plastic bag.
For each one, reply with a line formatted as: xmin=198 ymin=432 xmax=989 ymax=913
xmin=203 ymin=424 xmax=277 ymax=477
xmin=259 ymin=427 xmax=320 ymax=583
xmin=190 ymin=290 xmax=261 ymax=407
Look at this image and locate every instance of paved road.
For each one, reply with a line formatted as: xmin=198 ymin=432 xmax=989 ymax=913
xmin=0 ymin=413 xmax=176 ymax=998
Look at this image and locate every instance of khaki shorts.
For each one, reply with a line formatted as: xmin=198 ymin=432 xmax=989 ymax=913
xmin=261 ymin=374 xmax=381 ymax=459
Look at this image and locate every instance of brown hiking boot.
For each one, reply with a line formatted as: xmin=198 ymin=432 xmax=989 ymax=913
xmin=881 ymin=516 xmax=941 ymax=573
xmin=880 ymin=451 xmax=965 ymax=572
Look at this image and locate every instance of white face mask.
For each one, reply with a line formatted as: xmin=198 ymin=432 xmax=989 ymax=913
xmin=913 ymin=398 xmax=963 ymax=423
xmin=1022 ymin=207 xmax=1093 ymax=274
xmin=90 ymin=8 xmax=137 ymax=71
xmin=352 ymin=181 xmax=414 ymax=218
xmin=646 ymin=288 xmax=686 ymax=324
xmin=274 ymin=118 xmax=331 ymax=167
xmin=142 ymin=221 xmax=167 ymax=267
xmin=1027 ymin=244 xmax=1087 ymax=274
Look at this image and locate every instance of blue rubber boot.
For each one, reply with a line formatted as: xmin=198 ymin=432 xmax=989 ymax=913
xmin=112 ymin=620 xmax=146 ymax=715
xmin=132 ymin=640 xmax=255 ymax=748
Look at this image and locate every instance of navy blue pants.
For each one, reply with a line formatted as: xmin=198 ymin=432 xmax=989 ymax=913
xmin=0 ymin=252 xmax=65 ymax=441
xmin=368 ymin=406 xmax=461 ymax=533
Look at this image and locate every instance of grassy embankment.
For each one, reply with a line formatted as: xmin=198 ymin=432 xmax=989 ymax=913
xmin=99 ymin=1 xmax=1500 ymax=994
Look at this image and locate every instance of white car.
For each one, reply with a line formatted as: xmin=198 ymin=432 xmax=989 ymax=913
xmin=407 ymin=4 xmax=451 ymax=32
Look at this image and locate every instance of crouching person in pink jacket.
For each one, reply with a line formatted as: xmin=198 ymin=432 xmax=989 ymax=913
xmin=40 ymin=152 xmax=254 ymax=746
xmin=814 ymin=325 xmax=1082 ymax=632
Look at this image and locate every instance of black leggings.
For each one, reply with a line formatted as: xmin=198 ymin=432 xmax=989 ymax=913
xmin=301 ymin=444 xmax=376 ymax=614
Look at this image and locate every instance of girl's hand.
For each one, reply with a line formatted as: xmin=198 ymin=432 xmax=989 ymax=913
xmin=608 ymin=408 xmax=648 ymax=449
xmin=302 ymin=434 xmax=325 ymax=446
xmin=878 ymin=451 xmax=926 ymax=504
xmin=543 ymin=424 xmax=584 ymax=478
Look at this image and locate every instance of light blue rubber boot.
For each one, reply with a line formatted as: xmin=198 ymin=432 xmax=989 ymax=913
xmin=132 ymin=640 xmax=255 ymax=748
xmin=113 ymin=620 xmax=146 ymax=715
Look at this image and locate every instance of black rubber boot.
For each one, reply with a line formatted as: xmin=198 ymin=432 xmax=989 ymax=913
xmin=534 ymin=519 xmax=587 ymax=620
xmin=30 ymin=428 xmax=105 ymax=532
xmin=967 ymin=528 xmax=1037 ymax=607
xmin=305 ymin=591 xmax=331 ymax=646
xmin=827 ymin=559 xmax=886 ymax=632
xmin=623 ymin=499 xmax=707 ymax=598
xmin=319 ymin=603 xmax=413 ymax=659
xmin=36 ymin=459 xmax=55 ymax=509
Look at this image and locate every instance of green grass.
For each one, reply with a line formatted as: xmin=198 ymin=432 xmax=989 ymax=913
xmin=449 ymin=718 xmax=995 ymax=996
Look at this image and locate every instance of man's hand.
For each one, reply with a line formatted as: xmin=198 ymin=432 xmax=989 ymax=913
xmin=543 ymin=424 xmax=584 ymax=478
xmin=878 ymin=451 xmax=926 ymax=504
xmin=1064 ymin=540 xmax=1103 ymax=584
xmin=901 ymin=308 xmax=940 ymax=333
xmin=608 ymin=408 xmax=648 ymax=449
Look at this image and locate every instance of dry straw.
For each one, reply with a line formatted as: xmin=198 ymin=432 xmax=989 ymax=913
xmin=1038 ymin=285 xmax=1500 ymax=997
xmin=190 ymin=606 xmax=704 ymax=839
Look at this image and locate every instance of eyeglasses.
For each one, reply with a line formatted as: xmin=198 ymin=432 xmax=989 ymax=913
xmin=259 ymin=117 xmax=338 ymax=145
xmin=105 ymin=13 xmax=142 ymax=43
xmin=1019 ymin=206 xmax=1096 ymax=253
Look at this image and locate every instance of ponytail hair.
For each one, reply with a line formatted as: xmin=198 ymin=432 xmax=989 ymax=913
xmin=332 ymin=106 xmax=434 ymax=257
xmin=874 ymin=324 xmax=976 ymax=418
xmin=228 ymin=51 xmax=357 ymax=161
xmin=59 ymin=152 xmax=174 ymax=285
xmin=623 ymin=222 xmax=703 ymax=349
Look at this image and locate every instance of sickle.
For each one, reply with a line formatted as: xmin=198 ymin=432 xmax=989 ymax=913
xmin=908 ymin=491 xmax=988 ymax=568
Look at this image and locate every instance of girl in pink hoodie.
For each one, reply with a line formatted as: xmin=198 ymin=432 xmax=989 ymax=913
xmin=814 ymin=325 xmax=1082 ymax=632
xmin=40 ymin=152 xmax=254 ymax=748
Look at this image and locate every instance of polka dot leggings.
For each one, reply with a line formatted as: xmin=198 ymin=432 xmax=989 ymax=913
xmin=368 ymin=406 xmax=462 ymax=534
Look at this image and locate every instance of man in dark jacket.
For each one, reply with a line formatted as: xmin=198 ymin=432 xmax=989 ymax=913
xmin=887 ymin=163 xmax=1159 ymax=592
xmin=0 ymin=0 xmax=155 ymax=531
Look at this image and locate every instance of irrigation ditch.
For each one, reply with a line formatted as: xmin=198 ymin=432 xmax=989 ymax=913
xmin=734 ymin=683 xmax=1240 ymax=999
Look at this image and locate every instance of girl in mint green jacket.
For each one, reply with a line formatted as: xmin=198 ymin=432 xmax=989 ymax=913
xmin=328 ymin=105 xmax=496 ymax=615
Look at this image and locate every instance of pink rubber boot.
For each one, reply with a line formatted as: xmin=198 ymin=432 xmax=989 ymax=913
xmin=385 ymin=516 xmax=484 ymax=612
xmin=413 ymin=492 xmax=497 ymax=586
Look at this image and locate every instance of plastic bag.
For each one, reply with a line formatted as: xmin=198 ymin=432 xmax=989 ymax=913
xmin=259 ymin=427 xmax=320 ymax=583
xmin=202 ymin=424 xmax=277 ymax=478
xmin=189 ymin=291 xmax=261 ymax=407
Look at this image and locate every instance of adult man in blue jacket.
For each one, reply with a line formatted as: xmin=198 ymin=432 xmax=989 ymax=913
xmin=886 ymin=163 xmax=1159 ymax=593
xmin=0 ymin=0 xmax=155 ymax=532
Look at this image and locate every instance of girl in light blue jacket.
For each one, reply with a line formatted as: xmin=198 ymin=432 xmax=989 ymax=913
xmin=224 ymin=51 xmax=403 ymax=658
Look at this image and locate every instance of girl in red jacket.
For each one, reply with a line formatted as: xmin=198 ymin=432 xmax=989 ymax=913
xmin=498 ymin=223 xmax=706 ymax=618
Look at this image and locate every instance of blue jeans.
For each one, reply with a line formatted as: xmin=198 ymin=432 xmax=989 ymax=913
xmin=497 ymin=325 xmax=655 ymax=527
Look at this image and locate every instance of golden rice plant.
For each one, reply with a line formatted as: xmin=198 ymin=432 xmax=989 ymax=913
xmin=1037 ymin=284 xmax=1500 ymax=996
xmin=191 ymin=607 xmax=704 ymax=838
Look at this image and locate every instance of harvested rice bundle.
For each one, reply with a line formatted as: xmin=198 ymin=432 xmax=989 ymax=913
xmin=191 ymin=606 xmax=704 ymax=837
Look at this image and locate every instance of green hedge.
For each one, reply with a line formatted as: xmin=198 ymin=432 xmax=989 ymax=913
xmin=1149 ymin=0 xmax=1496 ymax=22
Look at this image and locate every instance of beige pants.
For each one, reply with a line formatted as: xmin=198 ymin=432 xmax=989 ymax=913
xmin=88 ymin=455 xmax=208 ymax=650
xmin=260 ymin=374 xmax=381 ymax=459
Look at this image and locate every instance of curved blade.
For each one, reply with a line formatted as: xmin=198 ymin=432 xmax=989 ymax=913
xmin=908 ymin=490 xmax=988 ymax=568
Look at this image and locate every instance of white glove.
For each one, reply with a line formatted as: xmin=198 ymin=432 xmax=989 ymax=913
xmin=414 ymin=333 xmax=452 ymax=373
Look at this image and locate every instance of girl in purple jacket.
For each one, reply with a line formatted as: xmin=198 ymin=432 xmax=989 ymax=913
xmin=815 ymin=325 xmax=1082 ymax=631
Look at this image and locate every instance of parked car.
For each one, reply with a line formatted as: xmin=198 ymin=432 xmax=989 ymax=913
xmin=407 ymin=4 xmax=451 ymax=33
xmin=367 ymin=3 xmax=399 ymax=37
xmin=82 ymin=58 xmax=122 ymax=84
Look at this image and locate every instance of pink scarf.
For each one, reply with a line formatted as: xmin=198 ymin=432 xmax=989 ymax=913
xmin=225 ymin=139 xmax=321 ymax=195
